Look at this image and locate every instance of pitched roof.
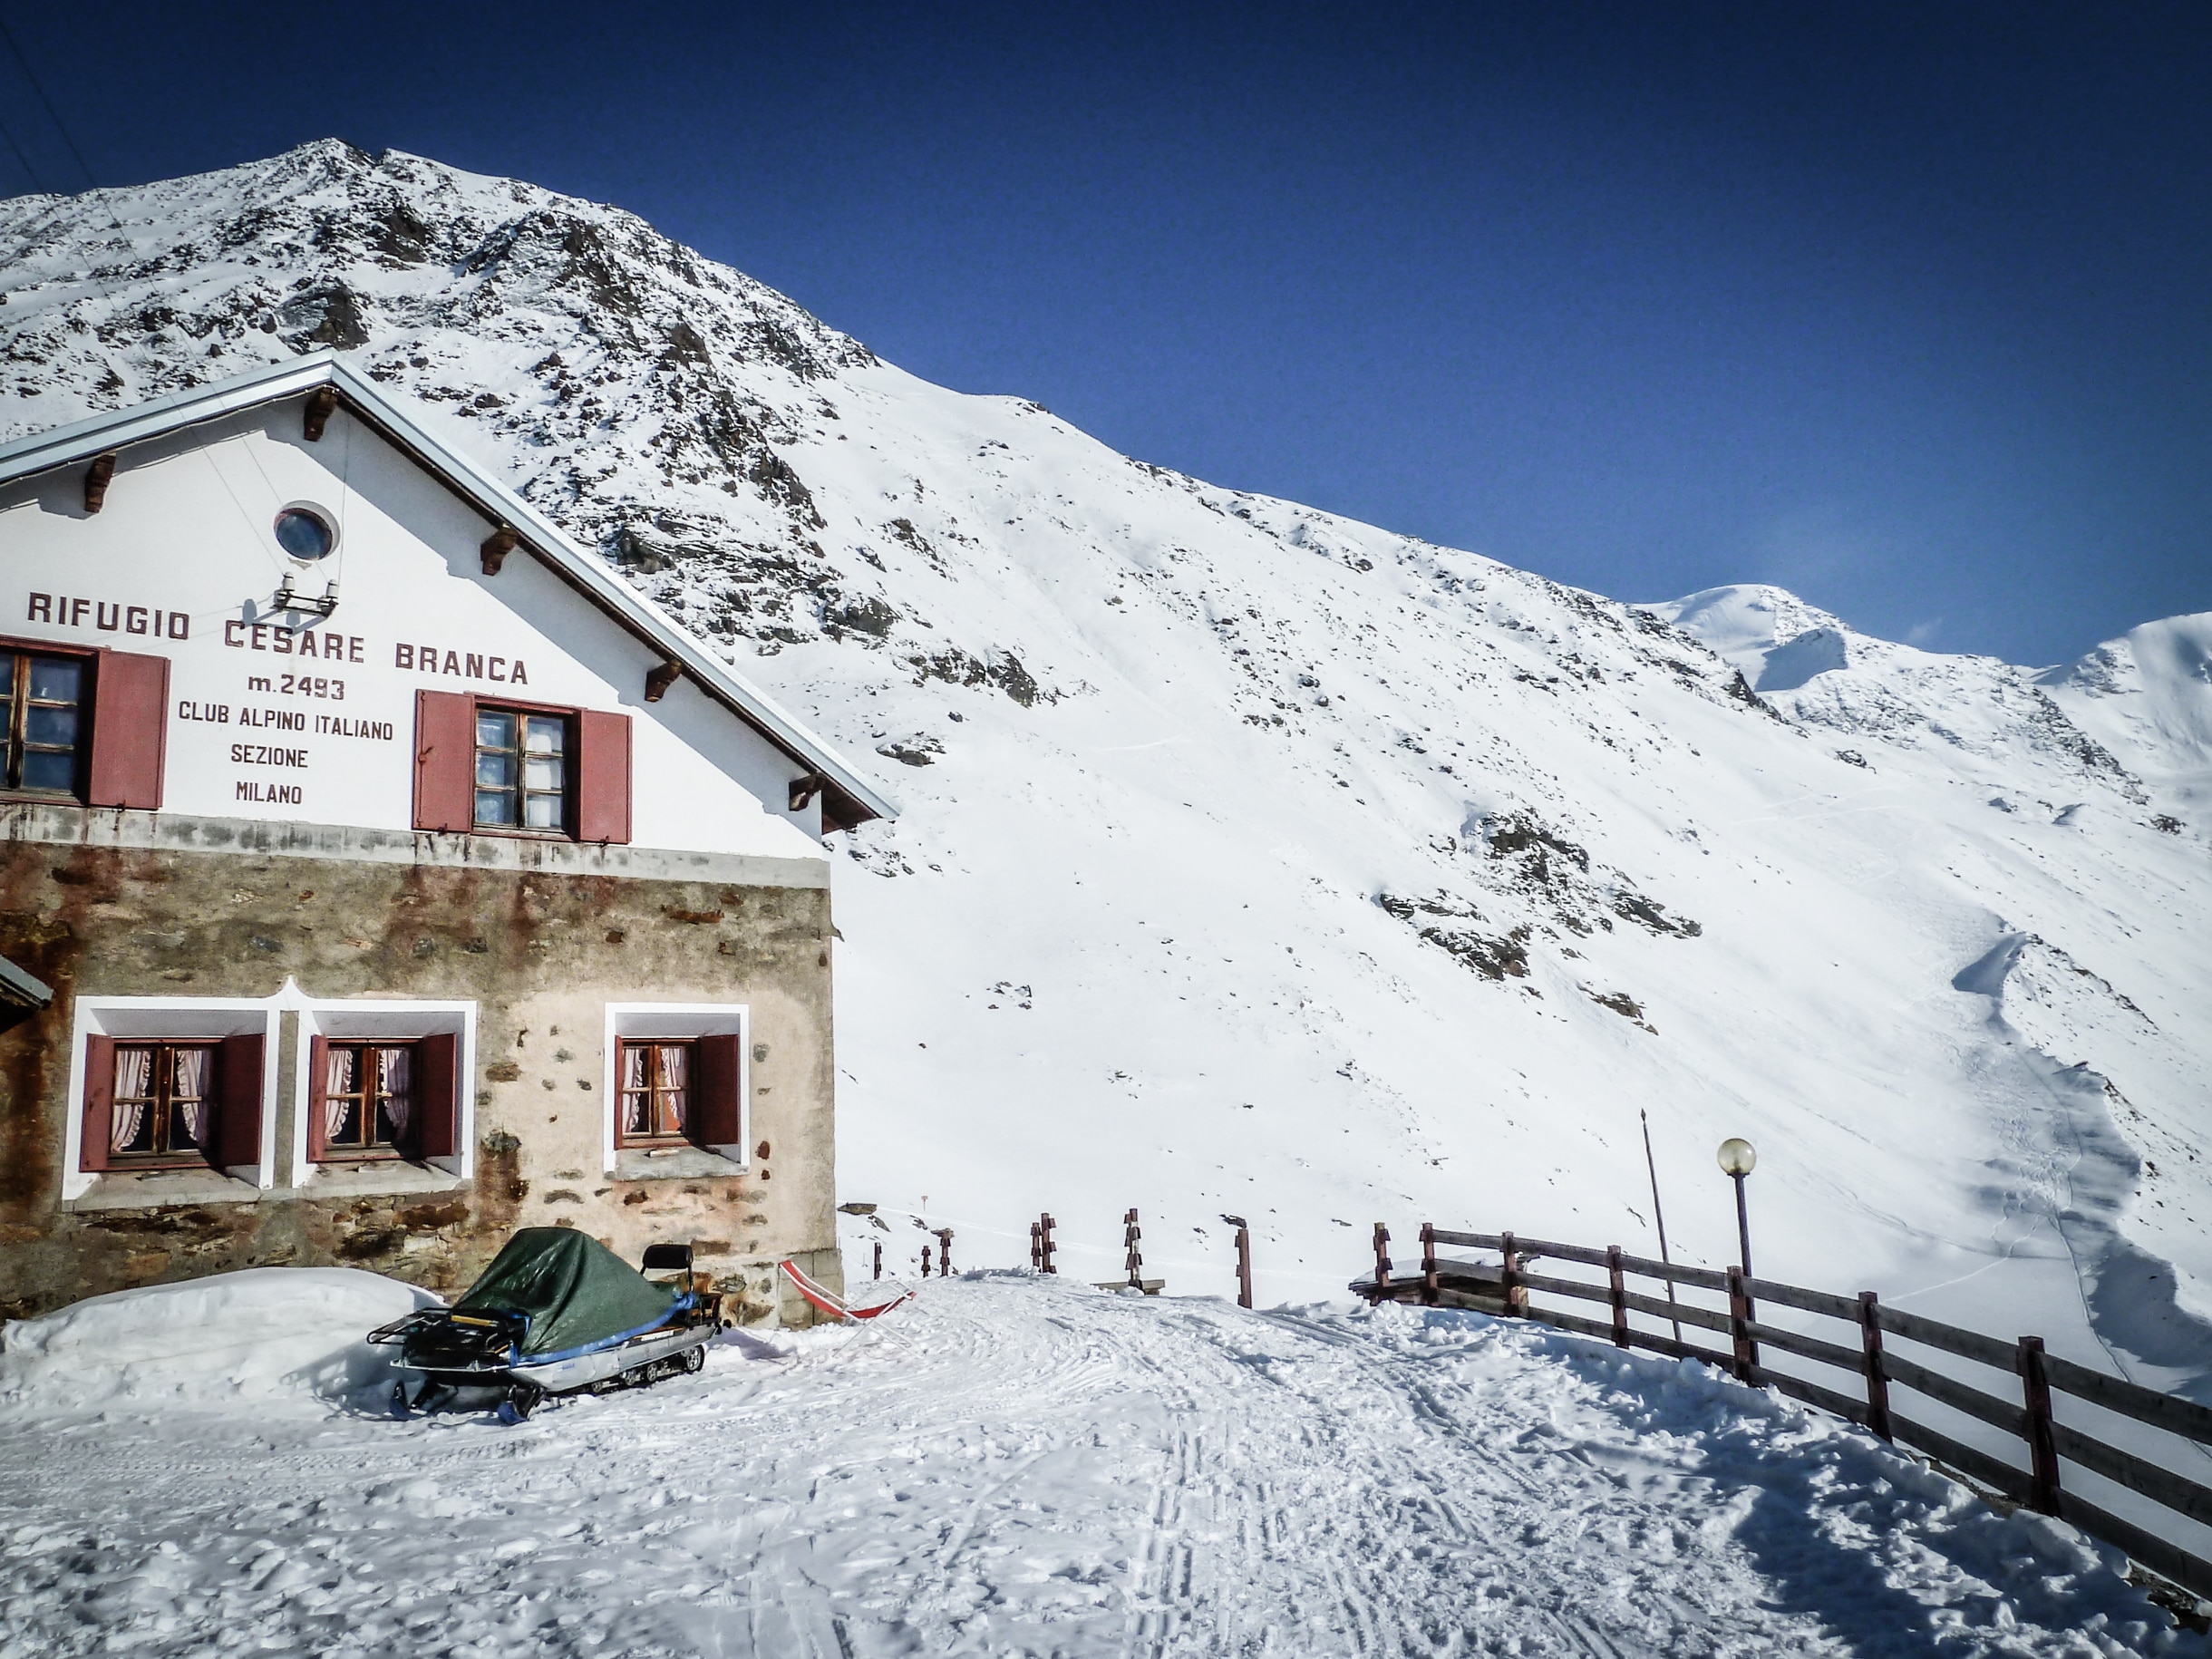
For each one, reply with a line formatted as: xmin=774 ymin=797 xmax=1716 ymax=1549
xmin=0 ymin=353 xmax=895 ymax=830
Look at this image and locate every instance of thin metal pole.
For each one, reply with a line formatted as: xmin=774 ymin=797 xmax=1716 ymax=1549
xmin=1732 ymin=1171 xmax=1754 ymax=1281
xmin=1732 ymin=1172 xmax=1759 ymax=1365
xmin=1641 ymin=1109 xmax=1683 ymax=1344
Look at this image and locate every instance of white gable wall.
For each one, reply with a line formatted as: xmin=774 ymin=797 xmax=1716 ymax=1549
xmin=0 ymin=397 xmax=824 ymax=861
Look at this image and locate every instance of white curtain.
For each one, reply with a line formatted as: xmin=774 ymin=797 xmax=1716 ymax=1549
xmin=170 ymin=1048 xmax=209 ymax=1146
xmin=622 ymin=1044 xmax=649 ymax=1136
xmin=662 ymin=1044 xmax=687 ymax=1131
xmin=378 ymin=1046 xmax=412 ymax=1142
xmin=110 ymin=1046 xmax=152 ymax=1154
xmin=325 ymin=1045 xmax=354 ymax=1144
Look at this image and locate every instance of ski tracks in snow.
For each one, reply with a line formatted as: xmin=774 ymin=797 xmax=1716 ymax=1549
xmin=0 ymin=1276 xmax=2193 ymax=1657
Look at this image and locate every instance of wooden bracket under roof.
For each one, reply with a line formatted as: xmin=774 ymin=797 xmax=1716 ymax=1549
xmin=302 ymin=386 xmax=339 ymax=441
xmin=480 ymin=525 xmax=519 ymax=575
xmin=788 ymin=773 xmax=826 ymax=812
xmin=82 ymin=451 xmax=116 ymax=514
xmin=644 ymin=660 xmax=684 ymax=703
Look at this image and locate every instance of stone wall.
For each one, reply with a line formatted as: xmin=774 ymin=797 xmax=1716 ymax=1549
xmin=0 ymin=809 xmax=842 ymax=1323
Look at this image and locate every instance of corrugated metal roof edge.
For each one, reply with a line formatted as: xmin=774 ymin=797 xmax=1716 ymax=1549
xmin=0 ymin=353 xmax=897 ymax=827
xmin=0 ymin=950 xmax=54 ymax=1011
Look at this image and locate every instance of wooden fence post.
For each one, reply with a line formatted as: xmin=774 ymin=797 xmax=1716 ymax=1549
xmin=1726 ymin=1266 xmax=1755 ymax=1383
xmin=2020 ymin=1335 xmax=2062 ymax=1516
xmin=920 ymin=1242 xmax=931 ymax=1278
xmin=936 ymin=1228 xmax=953 ymax=1277
xmin=1606 ymin=1246 xmax=1629 ymax=1348
xmin=873 ymin=1240 xmax=883 ymax=1282
xmin=1125 ymin=1208 xmax=1143 ymax=1289
xmin=1421 ymin=1222 xmax=1439 ymax=1307
xmin=1030 ymin=1220 xmax=1042 ymax=1271
xmin=1499 ymin=1231 xmax=1525 ymax=1316
xmin=1857 ymin=1291 xmax=1891 ymax=1441
xmin=1236 ymin=1224 xmax=1253 ymax=1309
xmin=1041 ymin=1213 xmax=1056 ymax=1275
xmin=1373 ymin=1223 xmax=1392 ymax=1294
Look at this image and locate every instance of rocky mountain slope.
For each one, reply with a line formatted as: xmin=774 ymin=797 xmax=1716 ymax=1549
xmin=5 ymin=143 xmax=2208 ymax=1400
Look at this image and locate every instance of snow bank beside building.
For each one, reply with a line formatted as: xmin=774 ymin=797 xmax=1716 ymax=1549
xmin=0 ymin=1266 xmax=438 ymax=1414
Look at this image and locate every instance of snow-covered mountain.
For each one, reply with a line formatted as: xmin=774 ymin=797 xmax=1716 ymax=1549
xmin=5 ymin=142 xmax=2208 ymax=1394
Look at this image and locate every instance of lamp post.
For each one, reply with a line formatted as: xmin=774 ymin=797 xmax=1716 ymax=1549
xmin=1716 ymin=1138 xmax=1759 ymax=1371
xmin=1716 ymin=1137 xmax=1757 ymax=1277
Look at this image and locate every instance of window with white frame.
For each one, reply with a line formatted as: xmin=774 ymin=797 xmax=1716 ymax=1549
xmin=603 ymin=1005 xmax=749 ymax=1164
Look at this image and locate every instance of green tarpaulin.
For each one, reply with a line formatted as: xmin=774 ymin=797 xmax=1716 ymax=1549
xmin=454 ymin=1227 xmax=680 ymax=1357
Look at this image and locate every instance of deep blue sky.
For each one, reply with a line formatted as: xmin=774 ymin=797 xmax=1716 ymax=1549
xmin=3 ymin=3 xmax=2207 ymax=663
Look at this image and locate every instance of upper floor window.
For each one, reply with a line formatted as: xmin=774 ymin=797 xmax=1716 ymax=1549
xmin=107 ymin=1041 xmax=217 ymax=1164
xmin=412 ymin=692 xmax=629 ymax=844
xmin=1 ymin=648 xmax=86 ymax=796
xmin=474 ymin=706 xmax=569 ymax=832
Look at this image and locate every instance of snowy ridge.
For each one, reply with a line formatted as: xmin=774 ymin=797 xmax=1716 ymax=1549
xmin=5 ymin=145 xmax=2211 ymax=1405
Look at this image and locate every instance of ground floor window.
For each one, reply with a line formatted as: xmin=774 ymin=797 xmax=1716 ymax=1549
xmin=107 ymin=1041 xmax=216 ymax=1163
xmin=617 ymin=1040 xmax=693 ymax=1145
xmin=319 ymin=1042 xmax=416 ymax=1158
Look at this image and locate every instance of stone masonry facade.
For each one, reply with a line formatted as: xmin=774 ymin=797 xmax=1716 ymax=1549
xmin=0 ymin=808 xmax=842 ymax=1324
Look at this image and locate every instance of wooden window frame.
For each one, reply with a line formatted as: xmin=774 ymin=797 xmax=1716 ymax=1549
xmin=616 ymin=1038 xmax=696 ymax=1148
xmin=471 ymin=702 xmax=576 ymax=839
xmin=100 ymin=1039 xmax=221 ymax=1169
xmin=0 ymin=637 xmax=92 ymax=802
xmin=315 ymin=1039 xmax=422 ymax=1162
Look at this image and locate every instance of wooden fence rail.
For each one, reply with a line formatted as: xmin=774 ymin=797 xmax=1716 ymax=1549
xmin=1356 ymin=1223 xmax=2212 ymax=1602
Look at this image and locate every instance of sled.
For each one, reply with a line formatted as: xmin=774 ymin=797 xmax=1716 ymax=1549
xmin=369 ymin=1228 xmax=720 ymax=1419
xmin=781 ymin=1257 xmax=912 ymax=1324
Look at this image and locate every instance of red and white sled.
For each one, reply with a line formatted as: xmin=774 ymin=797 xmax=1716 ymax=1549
xmin=781 ymin=1258 xmax=913 ymax=1324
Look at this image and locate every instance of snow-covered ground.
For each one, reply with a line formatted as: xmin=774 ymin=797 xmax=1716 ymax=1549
xmin=5 ymin=142 xmax=2211 ymax=1441
xmin=0 ymin=1269 xmax=2196 ymax=1656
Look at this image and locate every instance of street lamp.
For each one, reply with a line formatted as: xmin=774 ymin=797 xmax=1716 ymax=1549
xmin=1716 ymin=1137 xmax=1757 ymax=1279
xmin=1717 ymin=1137 xmax=1760 ymax=1366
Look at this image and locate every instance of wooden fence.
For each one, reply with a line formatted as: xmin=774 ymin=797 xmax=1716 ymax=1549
xmin=1354 ymin=1224 xmax=2212 ymax=1602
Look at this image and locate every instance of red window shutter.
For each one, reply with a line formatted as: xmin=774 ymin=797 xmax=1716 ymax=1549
xmin=693 ymin=1033 xmax=743 ymax=1150
xmin=577 ymin=710 xmax=632 ymax=843
xmin=415 ymin=1032 xmax=461 ymax=1161
xmin=87 ymin=650 xmax=170 ymax=809
xmin=412 ymin=690 xmax=476 ymax=831
xmin=306 ymin=1035 xmax=331 ymax=1162
xmin=81 ymin=1034 xmax=115 ymax=1172
xmin=215 ymin=1033 xmax=265 ymax=1171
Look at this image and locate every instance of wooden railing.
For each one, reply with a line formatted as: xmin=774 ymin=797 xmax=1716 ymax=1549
xmin=1357 ymin=1224 xmax=2212 ymax=1601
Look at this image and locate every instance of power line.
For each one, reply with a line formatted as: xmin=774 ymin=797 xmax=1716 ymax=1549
xmin=0 ymin=14 xmax=99 ymax=191
xmin=0 ymin=106 xmax=46 ymax=194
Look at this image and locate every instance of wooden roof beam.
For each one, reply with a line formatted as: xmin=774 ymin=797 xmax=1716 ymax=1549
xmin=644 ymin=659 xmax=684 ymax=703
xmin=302 ymin=386 xmax=338 ymax=441
xmin=82 ymin=451 xmax=116 ymax=514
xmin=480 ymin=525 xmax=518 ymax=575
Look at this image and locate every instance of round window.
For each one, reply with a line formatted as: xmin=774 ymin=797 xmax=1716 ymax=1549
xmin=274 ymin=506 xmax=336 ymax=561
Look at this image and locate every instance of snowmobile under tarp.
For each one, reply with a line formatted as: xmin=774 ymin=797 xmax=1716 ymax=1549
xmin=369 ymin=1229 xmax=719 ymax=1418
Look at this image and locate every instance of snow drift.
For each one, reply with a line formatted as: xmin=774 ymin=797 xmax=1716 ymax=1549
xmin=0 ymin=1266 xmax=439 ymax=1413
xmin=0 ymin=1270 xmax=2196 ymax=1655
